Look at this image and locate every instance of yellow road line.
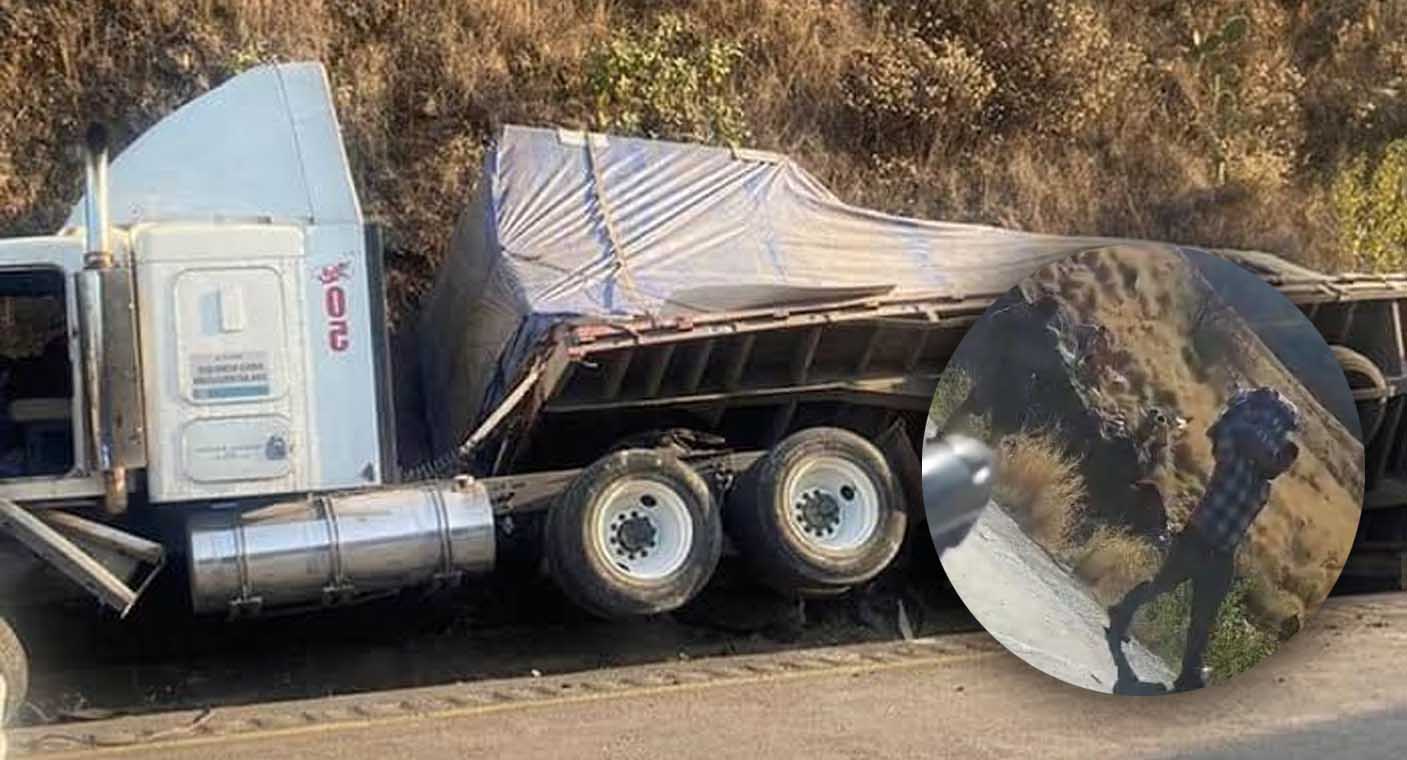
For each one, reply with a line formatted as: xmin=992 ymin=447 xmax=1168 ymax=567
xmin=22 ymin=649 xmax=1001 ymax=759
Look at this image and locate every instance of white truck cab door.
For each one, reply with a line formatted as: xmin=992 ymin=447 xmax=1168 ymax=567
xmin=0 ymin=237 xmax=104 ymax=504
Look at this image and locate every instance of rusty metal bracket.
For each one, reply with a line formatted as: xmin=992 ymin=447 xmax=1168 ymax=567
xmin=0 ymin=500 xmax=164 ymax=617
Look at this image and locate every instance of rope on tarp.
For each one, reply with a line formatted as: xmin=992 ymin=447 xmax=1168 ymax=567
xmin=582 ymin=134 xmax=644 ymax=312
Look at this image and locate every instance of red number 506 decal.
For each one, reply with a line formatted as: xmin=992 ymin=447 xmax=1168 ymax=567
xmin=319 ymin=262 xmax=352 ymax=353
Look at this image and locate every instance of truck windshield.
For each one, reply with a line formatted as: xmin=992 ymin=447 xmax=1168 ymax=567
xmin=0 ymin=268 xmax=74 ymax=478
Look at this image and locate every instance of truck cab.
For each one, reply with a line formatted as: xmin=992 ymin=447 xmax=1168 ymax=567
xmin=0 ymin=63 xmax=413 ymax=631
xmin=0 ymin=63 xmax=394 ymax=514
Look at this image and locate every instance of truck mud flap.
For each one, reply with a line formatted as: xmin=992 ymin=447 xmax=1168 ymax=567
xmin=0 ymin=499 xmax=164 ymax=617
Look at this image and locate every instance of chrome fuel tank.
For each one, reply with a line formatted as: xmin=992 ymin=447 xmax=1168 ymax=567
xmin=187 ymin=479 xmax=495 ymax=616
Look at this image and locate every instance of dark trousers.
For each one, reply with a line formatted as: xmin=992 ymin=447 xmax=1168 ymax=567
xmin=1108 ymin=525 xmax=1235 ymax=683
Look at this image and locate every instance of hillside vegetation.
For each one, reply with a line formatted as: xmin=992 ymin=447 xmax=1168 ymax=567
xmin=1 ymin=0 xmax=1405 ymax=322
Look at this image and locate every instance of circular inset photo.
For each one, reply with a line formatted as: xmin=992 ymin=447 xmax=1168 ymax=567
xmin=924 ymin=244 xmax=1365 ymax=695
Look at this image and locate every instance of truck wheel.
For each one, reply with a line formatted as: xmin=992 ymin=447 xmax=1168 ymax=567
xmin=0 ymin=617 xmax=27 ymax=725
xmin=546 ymin=449 xmax=722 ymax=619
xmin=726 ymin=427 xmax=907 ymax=595
xmin=1332 ymin=345 xmax=1389 ymax=442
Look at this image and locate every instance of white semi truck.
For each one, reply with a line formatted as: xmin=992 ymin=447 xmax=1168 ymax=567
xmin=0 ymin=62 xmax=1403 ymax=726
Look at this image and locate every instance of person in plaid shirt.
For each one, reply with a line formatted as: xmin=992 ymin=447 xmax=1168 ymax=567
xmin=1106 ymin=386 xmax=1300 ymax=691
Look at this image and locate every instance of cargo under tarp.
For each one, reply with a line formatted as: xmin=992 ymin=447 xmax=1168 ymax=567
xmin=415 ymin=125 xmax=1342 ymax=464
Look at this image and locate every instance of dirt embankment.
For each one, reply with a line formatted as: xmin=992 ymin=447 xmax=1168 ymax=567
xmin=2 ymin=2 xmax=1405 ymax=326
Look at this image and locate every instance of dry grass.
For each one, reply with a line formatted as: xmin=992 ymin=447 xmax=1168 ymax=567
xmin=993 ymin=429 xmax=1087 ymax=557
xmin=1 ymin=1 xmax=1405 ymax=325
xmin=1072 ymin=527 xmax=1160 ymax=606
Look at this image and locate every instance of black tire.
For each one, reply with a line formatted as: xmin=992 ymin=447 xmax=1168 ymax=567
xmin=0 ymin=617 xmax=26 ymax=725
xmin=1332 ymin=345 xmax=1389 ymax=442
xmin=545 ymin=449 xmax=723 ymax=619
xmin=726 ymin=427 xmax=907 ymax=596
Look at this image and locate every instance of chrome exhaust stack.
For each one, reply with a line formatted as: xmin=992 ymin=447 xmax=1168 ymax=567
xmin=83 ymin=124 xmax=112 ymax=263
xmin=78 ymin=124 xmax=122 ymax=513
xmin=77 ymin=123 xmax=146 ymax=515
xmin=186 ymin=479 xmax=497 ymax=617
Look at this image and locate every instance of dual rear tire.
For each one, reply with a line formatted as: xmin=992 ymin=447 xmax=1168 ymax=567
xmin=726 ymin=427 xmax=907 ymax=596
xmin=545 ymin=449 xmax=722 ymax=619
xmin=545 ymin=428 xmax=908 ymax=618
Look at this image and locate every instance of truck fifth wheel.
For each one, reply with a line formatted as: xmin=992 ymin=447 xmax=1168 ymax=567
xmin=3 ymin=62 xmax=1407 ymax=727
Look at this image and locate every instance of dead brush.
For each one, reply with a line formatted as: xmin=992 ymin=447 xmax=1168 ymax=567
xmin=992 ymin=429 xmax=1087 ymax=558
xmin=1 ymin=0 xmax=1401 ymax=317
xmin=1073 ymin=526 xmax=1160 ymax=605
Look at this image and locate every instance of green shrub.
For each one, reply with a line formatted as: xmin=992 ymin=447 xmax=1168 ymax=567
xmin=224 ymin=39 xmax=275 ymax=76
xmin=586 ymin=13 xmax=749 ymax=145
xmin=1174 ymin=9 xmax=1305 ymax=190
xmin=1331 ymin=139 xmax=1407 ymax=272
xmin=0 ymin=0 xmax=1400 ymax=324
xmin=840 ymin=26 xmax=995 ymax=153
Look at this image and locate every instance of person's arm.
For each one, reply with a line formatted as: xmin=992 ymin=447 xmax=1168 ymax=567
xmin=1268 ymin=440 xmax=1300 ymax=477
xmin=1229 ymin=423 xmax=1297 ymax=477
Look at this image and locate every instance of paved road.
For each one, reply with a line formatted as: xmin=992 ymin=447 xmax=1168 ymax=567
xmin=942 ymin=502 xmax=1173 ymax=692
xmin=1156 ymin=705 xmax=1407 ymax=760
xmin=7 ymin=593 xmax=1406 ymax=760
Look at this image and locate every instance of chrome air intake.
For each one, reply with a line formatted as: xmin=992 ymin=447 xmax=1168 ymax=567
xmin=186 ymin=479 xmax=495 ymax=616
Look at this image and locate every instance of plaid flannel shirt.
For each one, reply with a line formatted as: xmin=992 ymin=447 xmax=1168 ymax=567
xmin=1188 ymin=388 xmax=1300 ymax=554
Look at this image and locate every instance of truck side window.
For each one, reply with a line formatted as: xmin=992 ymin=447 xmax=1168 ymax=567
xmin=0 ymin=268 xmax=75 ymax=478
